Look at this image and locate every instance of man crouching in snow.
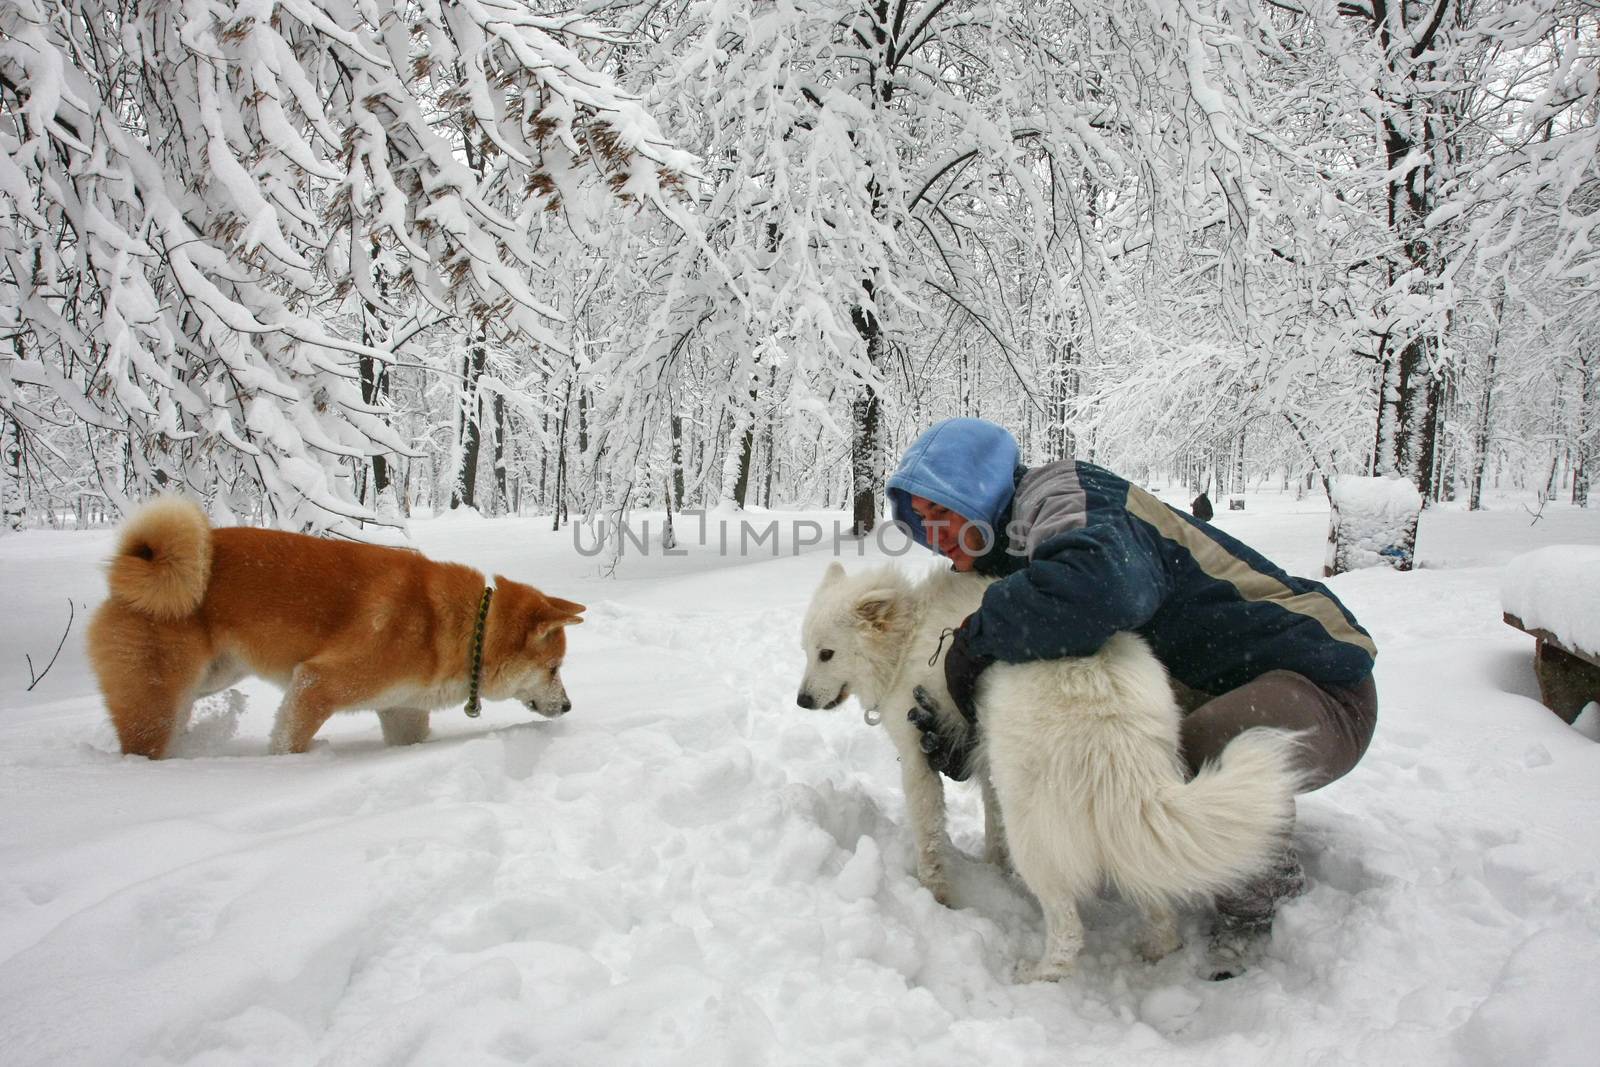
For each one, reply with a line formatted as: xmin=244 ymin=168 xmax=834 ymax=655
xmin=887 ymin=417 xmax=1379 ymax=980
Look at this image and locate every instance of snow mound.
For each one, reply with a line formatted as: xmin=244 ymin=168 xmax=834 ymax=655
xmin=1330 ymin=474 xmax=1425 ymax=519
xmin=1327 ymin=475 xmax=1423 ymax=573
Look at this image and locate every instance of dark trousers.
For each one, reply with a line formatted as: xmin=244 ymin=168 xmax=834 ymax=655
xmin=1177 ymin=670 xmax=1378 ymax=792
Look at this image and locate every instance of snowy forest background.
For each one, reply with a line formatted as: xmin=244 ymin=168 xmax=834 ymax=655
xmin=2 ymin=0 xmax=1597 ymax=540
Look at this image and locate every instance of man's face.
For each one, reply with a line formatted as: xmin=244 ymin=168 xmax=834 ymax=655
xmin=909 ymin=495 xmax=987 ymax=572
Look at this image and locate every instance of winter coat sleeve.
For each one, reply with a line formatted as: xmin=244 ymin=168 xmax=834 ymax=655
xmin=963 ymin=508 xmax=1172 ymax=663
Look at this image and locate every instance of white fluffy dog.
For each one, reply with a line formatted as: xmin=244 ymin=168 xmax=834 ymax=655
xmin=796 ymin=562 xmax=1304 ymax=981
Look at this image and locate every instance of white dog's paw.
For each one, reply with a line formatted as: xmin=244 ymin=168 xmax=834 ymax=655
xmin=1136 ymin=927 xmax=1184 ymax=963
xmin=983 ymin=837 xmax=1013 ymax=874
xmin=916 ymin=849 xmax=954 ymax=906
xmin=916 ymin=864 xmax=952 ymax=906
xmin=1015 ymin=957 xmax=1076 ymax=984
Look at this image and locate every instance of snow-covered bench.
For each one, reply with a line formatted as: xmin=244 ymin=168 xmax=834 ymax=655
xmin=1501 ymin=546 xmax=1600 ymax=724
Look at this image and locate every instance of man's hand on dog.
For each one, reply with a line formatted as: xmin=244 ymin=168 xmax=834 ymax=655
xmin=942 ymin=618 xmax=995 ymax=724
xmin=908 ymin=685 xmax=977 ymax=782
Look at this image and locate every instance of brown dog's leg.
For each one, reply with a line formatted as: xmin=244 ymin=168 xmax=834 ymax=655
xmin=88 ymin=605 xmax=207 ymax=759
xmin=377 ymin=708 xmax=430 ymax=746
xmin=270 ymin=663 xmax=341 ymax=755
xmin=104 ymin=686 xmax=193 ymax=759
xmin=269 ymin=659 xmax=387 ymax=755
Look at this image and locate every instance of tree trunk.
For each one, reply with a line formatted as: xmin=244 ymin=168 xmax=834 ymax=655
xmin=1468 ymin=351 xmax=1494 ymax=510
xmin=1390 ymin=333 xmax=1444 ymax=503
xmin=1360 ymin=0 xmax=1457 ymax=535
xmin=1575 ymin=353 xmax=1595 ymax=508
xmin=492 ymin=392 xmax=509 ymax=511
xmin=551 ymin=380 xmax=570 ymax=532
xmin=577 ymin=387 xmax=589 ymax=455
xmin=762 ymin=366 xmax=777 ymax=508
xmin=2 ymin=415 xmax=24 ymax=532
xmin=1232 ymin=430 xmax=1246 ymax=499
xmin=730 ymin=412 xmax=755 ymax=509
xmin=1469 ymin=288 xmax=1504 ymax=511
xmin=357 ymin=369 xmax=391 ymax=501
xmin=732 ymin=382 xmax=758 ymax=510
xmin=960 ymin=344 xmax=973 ymax=416
xmin=761 ymin=430 xmax=775 ymax=509
xmin=1046 ymin=341 xmax=1065 ymax=457
xmin=1370 ymin=335 xmax=1391 ymax=477
xmin=670 ymin=412 xmax=686 ymax=509
xmin=661 ymin=475 xmax=677 ymax=550
xmin=850 ymin=297 xmax=883 ymax=537
xmin=1047 ymin=331 xmax=1079 ymax=459
xmin=450 ymin=330 xmax=487 ymax=510
xmin=358 ymin=240 xmax=392 ymax=506
xmin=845 ymin=3 xmax=895 ymax=538
xmin=539 ymin=409 xmax=549 ymax=511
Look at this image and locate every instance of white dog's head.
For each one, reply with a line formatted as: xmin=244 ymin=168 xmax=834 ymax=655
xmin=797 ymin=562 xmax=913 ymax=712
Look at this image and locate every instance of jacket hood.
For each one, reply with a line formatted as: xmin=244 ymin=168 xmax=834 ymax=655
xmin=886 ymin=418 xmax=1020 ymax=548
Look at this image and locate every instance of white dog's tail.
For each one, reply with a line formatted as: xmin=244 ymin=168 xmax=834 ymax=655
xmin=1103 ymin=727 xmax=1304 ymax=907
xmin=105 ymin=496 xmax=213 ymax=621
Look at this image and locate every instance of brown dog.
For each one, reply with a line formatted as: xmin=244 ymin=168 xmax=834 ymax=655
xmin=87 ymin=497 xmax=585 ymax=758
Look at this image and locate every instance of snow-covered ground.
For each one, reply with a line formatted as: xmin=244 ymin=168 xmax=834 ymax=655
xmin=3 ymin=490 xmax=1599 ymax=1066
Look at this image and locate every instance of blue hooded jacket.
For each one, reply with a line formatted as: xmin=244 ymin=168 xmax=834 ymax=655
xmin=886 ymin=418 xmax=1020 ymax=546
xmin=885 ymin=420 xmax=1376 ymax=694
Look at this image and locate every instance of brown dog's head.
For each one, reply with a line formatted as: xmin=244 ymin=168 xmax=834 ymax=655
xmin=482 ymin=577 xmax=585 ymax=717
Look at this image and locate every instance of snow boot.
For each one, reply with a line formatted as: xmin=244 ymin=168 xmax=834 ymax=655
xmin=1204 ymin=846 xmax=1307 ymax=980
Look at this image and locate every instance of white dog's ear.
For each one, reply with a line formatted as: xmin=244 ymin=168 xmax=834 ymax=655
xmin=822 ymin=560 xmax=846 ymax=585
xmin=854 ymin=587 xmax=901 ymax=632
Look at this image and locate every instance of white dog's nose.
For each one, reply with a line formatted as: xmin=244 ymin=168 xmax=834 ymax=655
xmin=796 ymin=692 xmax=816 ymax=709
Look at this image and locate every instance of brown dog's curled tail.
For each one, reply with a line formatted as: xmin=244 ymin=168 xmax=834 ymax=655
xmin=106 ymin=496 xmax=213 ymax=620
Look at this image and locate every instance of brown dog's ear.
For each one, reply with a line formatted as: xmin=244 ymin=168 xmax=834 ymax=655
xmin=527 ymin=615 xmax=582 ymax=645
xmin=527 ymin=590 xmax=585 ymax=644
xmin=854 ymin=587 xmax=901 ymax=632
xmin=545 ymin=595 xmax=587 ymax=618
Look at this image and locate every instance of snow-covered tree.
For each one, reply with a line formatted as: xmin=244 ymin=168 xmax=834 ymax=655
xmin=580 ymin=0 xmax=1329 ymax=538
xmin=0 ymin=0 xmax=692 ymax=531
xmin=4 ymin=0 xmax=1594 ymax=535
